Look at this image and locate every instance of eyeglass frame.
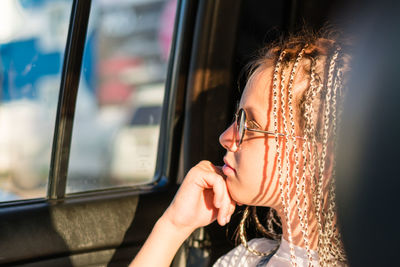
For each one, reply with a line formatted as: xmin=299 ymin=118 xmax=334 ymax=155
xmin=234 ymin=108 xmax=305 ymax=147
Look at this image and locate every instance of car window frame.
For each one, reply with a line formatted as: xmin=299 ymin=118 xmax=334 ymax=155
xmin=47 ymin=0 xmax=92 ymax=200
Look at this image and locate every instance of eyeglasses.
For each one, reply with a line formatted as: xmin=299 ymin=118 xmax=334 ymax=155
xmin=234 ymin=108 xmax=303 ymax=147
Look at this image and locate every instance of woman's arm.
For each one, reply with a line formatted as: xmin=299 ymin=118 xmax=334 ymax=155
xmin=129 ymin=215 xmax=193 ymax=267
xmin=129 ymin=161 xmax=236 ymax=267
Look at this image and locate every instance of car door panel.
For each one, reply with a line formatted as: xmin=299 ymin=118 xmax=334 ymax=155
xmin=0 ymin=186 xmax=178 ymax=266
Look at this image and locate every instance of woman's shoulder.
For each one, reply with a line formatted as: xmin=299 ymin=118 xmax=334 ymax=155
xmin=213 ymin=238 xmax=279 ymax=267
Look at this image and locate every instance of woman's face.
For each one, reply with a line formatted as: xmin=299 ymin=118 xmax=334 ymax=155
xmin=219 ymin=66 xmax=281 ymax=208
xmin=219 ymin=64 xmax=306 ymax=208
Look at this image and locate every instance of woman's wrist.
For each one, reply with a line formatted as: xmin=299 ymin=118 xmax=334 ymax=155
xmin=159 ymin=208 xmax=197 ymax=238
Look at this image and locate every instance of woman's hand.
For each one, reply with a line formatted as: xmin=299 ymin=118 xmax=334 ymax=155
xmin=163 ymin=160 xmax=236 ymax=232
xmin=130 ymin=161 xmax=236 ymax=267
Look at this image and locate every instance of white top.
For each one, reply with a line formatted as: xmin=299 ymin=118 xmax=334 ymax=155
xmin=213 ymin=238 xmax=319 ymax=267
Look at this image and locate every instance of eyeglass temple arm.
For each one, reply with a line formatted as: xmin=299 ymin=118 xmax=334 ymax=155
xmin=246 ymin=127 xmax=305 ymax=140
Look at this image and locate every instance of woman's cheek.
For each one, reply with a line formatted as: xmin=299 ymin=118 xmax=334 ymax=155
xmin=225 ymin=177 xmax=238 ymax=198
xmin=225 ymin=177 xmax=247 ymax=204
xmin=226 ymin=179 xmax=254 ymax=206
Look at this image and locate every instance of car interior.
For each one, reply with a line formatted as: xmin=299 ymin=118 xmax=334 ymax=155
xmin=0 ymin=0 xmax=398 ymax=266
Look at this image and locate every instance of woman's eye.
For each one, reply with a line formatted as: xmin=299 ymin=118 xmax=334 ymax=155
xmin=247 ymin=120 xmax=260 ymax=129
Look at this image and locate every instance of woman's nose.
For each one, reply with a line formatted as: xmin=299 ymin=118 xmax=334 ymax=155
xmin=219 ymin=123 xmax=239 ymax=152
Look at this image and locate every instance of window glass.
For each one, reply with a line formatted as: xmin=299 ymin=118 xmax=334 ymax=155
xmin=0 ymin=0 xmax=73 ymax=201
xmin=66 ymin=0 xmax=177 ymax=193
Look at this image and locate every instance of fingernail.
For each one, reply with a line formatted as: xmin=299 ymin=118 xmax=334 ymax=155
xmin=221 ymin=217 xmax=226 ymax=225
xmin=226 ymin=215 xmax=231 ymax=223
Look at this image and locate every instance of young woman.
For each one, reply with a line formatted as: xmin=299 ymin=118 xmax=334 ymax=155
xmin=130 ymin=31 xmax=350 ymax=267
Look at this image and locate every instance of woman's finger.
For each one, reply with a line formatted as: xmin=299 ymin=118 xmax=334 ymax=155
xmin=196 ymin=171 xmax=226 ymax=209
xmin=216 ymin=178 xmax=234 ymax=226
xmin=193 ymin=169 xmax=231 ymax=225
xmin=226 ymin=199 xmax=236 ymax=223
xmin=212 ymin=175 xmax=226 ymax=209
xmin=218 ymin=201 xmax=231 ymax=225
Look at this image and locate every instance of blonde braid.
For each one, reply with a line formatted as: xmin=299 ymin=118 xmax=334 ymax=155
xmin=302 ymin=57 xmax=319 ymax=247
xmin=303 ymin=56 xmax=326 ymax=263
xmin=325 ymin=66 xmax=347 ymax=263
xmin=279 ymin=56 xmax=298 ymax=266
xmin=267 ymin=208 xmax=276 ymax=234
xmin=272 ymin=50 xmax=300 ymax=265
xmin=303 ymin=56 xmax=325 ymax=265
xmin=266 ymin=208 xmax=283 ymax=240
xmin=304 ymin=58 xmax=320 ymax=202
xmin=272 ymin=50 xmax=287 ymax=238
xmin=286 ymin=47 xmax=315 ymax=266
xmin=316 ymin=47 xmax=341 ymax=265
xmin=239 ymin=207 xmax=280 ymax=256
xmin=323 ymin=72 xmax=339 ymax=264
xmin=269 ymin=207 xmax=282 ymax=227
xmin=251 ymin=207 xmax=281 ymax=240
xmin=332 ymin=69 xmax=347 ymax=263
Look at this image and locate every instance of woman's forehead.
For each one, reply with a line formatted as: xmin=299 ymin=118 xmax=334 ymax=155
xmin=239 ymin=66 xmax=274 ymax=110
xmin=240 ymin=60 xmax=311 ymax=111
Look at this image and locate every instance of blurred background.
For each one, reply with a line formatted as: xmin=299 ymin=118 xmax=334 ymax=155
xmin=0 ymin=0 xmax=177 ymax=201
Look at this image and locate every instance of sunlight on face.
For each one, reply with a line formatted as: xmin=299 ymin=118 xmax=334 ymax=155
xmin=219 ymin=61 xmax=309 ymax=209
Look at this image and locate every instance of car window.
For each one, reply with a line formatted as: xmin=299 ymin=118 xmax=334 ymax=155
xmin=0 ymin=0 xmax=73 ymax=202
xmin=66 ymin=0 xmax=177 ymax=194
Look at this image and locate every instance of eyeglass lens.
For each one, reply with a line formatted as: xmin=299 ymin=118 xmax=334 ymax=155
xmin=235 ymin=109 xmax=246 ymax=147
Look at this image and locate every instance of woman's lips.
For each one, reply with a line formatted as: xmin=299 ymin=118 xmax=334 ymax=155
xmin=222 ymin=159 xmax=236 ymax=176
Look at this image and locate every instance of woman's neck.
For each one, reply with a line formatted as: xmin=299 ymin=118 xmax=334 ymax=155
xmin=276 ymin=198 xmax=319 ymax=251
